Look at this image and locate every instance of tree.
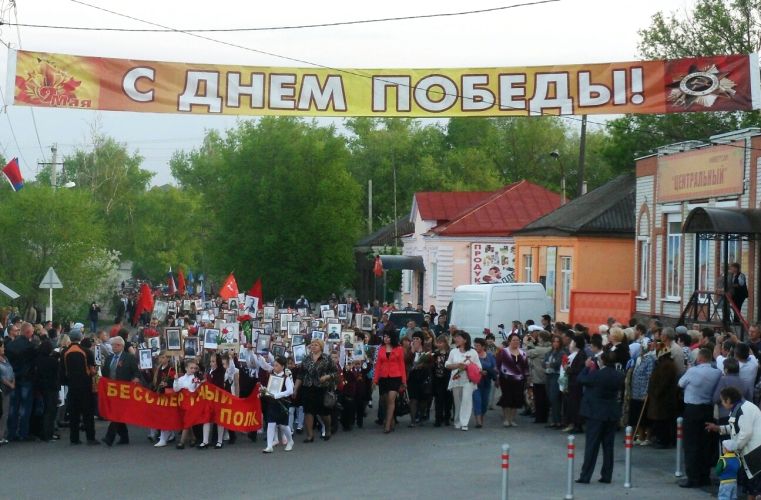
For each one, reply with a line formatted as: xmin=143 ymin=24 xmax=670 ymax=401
xmin=171 ymin=117 xmax=362 ymax=300
xmin=0 ymin=186 xmax=116 ymax=320
xmin=604 ymin=0 xmax=761 ymax=171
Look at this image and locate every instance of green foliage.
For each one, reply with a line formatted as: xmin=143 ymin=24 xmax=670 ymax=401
xmin=0 ymin=185 xmax=116 ymax=320
xmin=604 ymin=0 xmax=761 ymax=171
xmin=171 ymin=117 xmax=363 ymax=299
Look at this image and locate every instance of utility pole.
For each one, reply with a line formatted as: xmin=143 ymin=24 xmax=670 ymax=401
xmin=50 ymin=143 xmax=57 ymax=188
xmin=368 ymin=179 xmax=373 ymax=234
xmin=577 ymin=115 xmax=587 ymax=197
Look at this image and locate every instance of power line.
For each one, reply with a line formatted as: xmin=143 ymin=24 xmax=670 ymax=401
xmin=69 ymin=0 xmax=605 ymax=130
xmin=11 ymin=0 xmax=47 ymax=163
xmin=0 ymin=83 xmax=31 ymax=170
xmin=9 ymin=1 xmax=560 ymax=32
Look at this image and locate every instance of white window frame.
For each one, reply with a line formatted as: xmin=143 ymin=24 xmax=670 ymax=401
xmin=637 ymin=237 xmax=649 ymax=299
xmin=560 ymin=256 xmax=572 ymax=312
xmin=523 ymin=254 xmax=533 ymax=283
xmin=430 ymin=262 xmax=438 ymax=296
xmin=664 ymin=213 xmax=682 ymax=301
xmin=402 ymin=269 xmax=412 ymax=294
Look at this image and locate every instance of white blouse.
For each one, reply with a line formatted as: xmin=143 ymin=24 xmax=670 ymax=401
xmin=446 ymin=348 xmax=482 ymax=389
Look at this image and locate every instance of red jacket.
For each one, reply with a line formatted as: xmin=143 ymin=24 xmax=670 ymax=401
xmin=373 ymin=346 xmax=407 ymax=385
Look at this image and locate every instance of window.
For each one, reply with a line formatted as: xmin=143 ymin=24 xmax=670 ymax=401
xmin=665 ymin=216 xmax=682 ymax=299
xmin=522 ymin=254 xmax=533 ymax=282
xmin=402 ymin=270 xmax=411 ymax=294
xmin=560 ymin=256 xmax=572 ymax=312
xmin=430 ymin=262 xmax=438 ymax=295
xmin=637 ymin=239 xmax=649 ymax=298
xmin=697 ymin=238 xmax=710 ymax=295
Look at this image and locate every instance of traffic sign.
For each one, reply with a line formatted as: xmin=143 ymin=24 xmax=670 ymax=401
xmin=39 ymin=267 xmax=63 ymax=289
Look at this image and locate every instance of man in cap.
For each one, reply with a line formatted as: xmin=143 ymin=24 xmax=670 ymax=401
xmin=101 ymin=336 xmax=141 ymax=446
xmin=60 ymin=324 xmax=99 ymax=445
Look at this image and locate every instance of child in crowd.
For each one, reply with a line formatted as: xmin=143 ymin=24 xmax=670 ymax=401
xmin=716 ymin=439 xmax=740 ymax=500
xmin=172 ymin=360 xmax=201 ymax=449
xmin=259 ymin=356 xmax=294 ymax=453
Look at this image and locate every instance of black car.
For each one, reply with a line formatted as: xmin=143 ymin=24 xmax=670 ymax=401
xmin=387 ymin=311 xmax=426 ymax=332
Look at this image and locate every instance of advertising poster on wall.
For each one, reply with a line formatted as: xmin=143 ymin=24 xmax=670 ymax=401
xmin=471 ymin=243 xmax=515 ymax=284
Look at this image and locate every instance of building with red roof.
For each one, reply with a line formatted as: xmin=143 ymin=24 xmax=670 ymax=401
xmin=401 ymin=180 xmax=561 ymax=311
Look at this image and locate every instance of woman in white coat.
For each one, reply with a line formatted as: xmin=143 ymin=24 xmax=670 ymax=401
xmin=707 ymin=386 xmax=761 ymax=499
xmin=445 ymin=331 xmax=481 ymax=431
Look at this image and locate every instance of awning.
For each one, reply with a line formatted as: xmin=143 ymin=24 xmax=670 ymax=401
xmin=379 ymin=255 xmax=425 ymax=272
xmin=683 ymin=207 xmax=761 ymax=239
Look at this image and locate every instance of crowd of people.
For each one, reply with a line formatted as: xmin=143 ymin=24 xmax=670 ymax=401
xmin=4 ymin=295 xmax=761 ymax=496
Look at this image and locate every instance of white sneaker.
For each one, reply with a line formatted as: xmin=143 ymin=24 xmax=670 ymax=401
xmin=154 ymin=440 xmax=167 ymax=448
xmin=285 ymin=441 xmax=294 ymax=451
xmin=262 ymin=447 xmax=273 ymax=453
xmin=281 ymin=437 xmax=289 ymax=446
xmin=461 ymin=426 xmax=468 ymax=431
xmin=454 ymin=424 xmax=461 ymax=430
xmin=510 ymin=421 xmax=518 ymax=427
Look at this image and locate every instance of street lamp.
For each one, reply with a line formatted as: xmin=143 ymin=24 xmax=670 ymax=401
xmin=550 ymin=150 xmax=566 ymax=205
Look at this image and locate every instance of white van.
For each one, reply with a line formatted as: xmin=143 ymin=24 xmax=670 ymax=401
xmin=449 ymin=283 xmax=552 ymax=338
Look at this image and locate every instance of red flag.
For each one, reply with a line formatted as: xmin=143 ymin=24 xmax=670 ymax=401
xmin=2 ymin=158 xmax=23 ymax=191
xmin=373 ymin=255 xmax=384 ymax=277
xmin=248 ymin=278 xmax=263 ymax=309
xmin=133 ymin=283 xmax=155 ymax=324
xmin=177 ymin=268 xmax=186 ymax=295
xmin=219 ymin=273 xmax=239 ymax=300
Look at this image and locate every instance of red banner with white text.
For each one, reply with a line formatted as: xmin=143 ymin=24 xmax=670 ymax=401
xmin=10 ymin=50 xmax=761 ymax=117
xmin=97 ymin=378 xmax=263 ymax=432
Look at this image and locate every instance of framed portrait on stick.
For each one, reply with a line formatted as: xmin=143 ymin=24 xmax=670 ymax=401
xmin=292 ymin=343 xmax=306 ymax=364
xmin=203 ymin=328 xmax=220 ymax=349
xmin=165 ymin=328 xmax=182 ymax=352
xmin=138 ymin=348 xmax=153 ymax=370
xmin=271 ymin=343 xmax=286 ymax=358
xmin=183 ymin=337 xmax=199 ymax=358
xmin=256 ymin=334 xmax=271 ymax=354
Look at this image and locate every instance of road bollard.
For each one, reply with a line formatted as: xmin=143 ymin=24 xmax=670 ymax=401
xmin=624 ymin=426 xmax=633 ymax=488
xmin=675 ymin=417 xmax=684 ymax=478
xmin=501 ymin=444 xmax=510 ymax=500
xmin=565 ymin=435 xmax=575 ymax=500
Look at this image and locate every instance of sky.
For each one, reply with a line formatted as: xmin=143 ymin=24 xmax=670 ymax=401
xmin=0 ymin=0 xmax=694 ymax=185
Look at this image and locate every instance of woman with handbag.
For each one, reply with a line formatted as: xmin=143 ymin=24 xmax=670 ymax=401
xmin=372 ymin=331 xmax=407 ymax=434
xmin=293 ymin=339 xmax=337 ymax=443
xmin=707 ymin=386 xmax=761 ymax=499
xmin=446 ymin=331 xmax=481 ymax=431
xmin=496 ymin=334 xmax=529 ymax=427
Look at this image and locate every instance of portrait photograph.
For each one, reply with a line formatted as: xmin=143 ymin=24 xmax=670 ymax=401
xmin=322 ymin=309 xmax=335 ymax=319
xmin=279 ymin=313 xmax=293 ymax=329
xmin=287 ymin=321 xmax=301 ymax=338
xmin=165 ymin=327 xmax=182 ymax=351
xmin=220 ymin=323 xmax=240 ymax=348
xmin=337 ymin=304 xmax=348 ymax=319
xmin=263 ymin=306 xmax=276 ymax=321
xmin=256 ymin=334 xmax=271 ymax=354
xmin=353 ymin=342 xmax=366 ymax=360
xmin=148 ymin=336 xmax=160 ymax=353
xmin=94 ymin=345 xmax=103 ymax=366
xmin=139 ymin=348 xmax=153 ymax=370
xmin=361 ymin=314 xmax=373 ymax=331
xmin=228 ymin=298 xmax=238 ymax=311
xmin=182 ymin=300 xmax=192 ymax=311
xmin=204 ymin=328 xmax=220 ymax=349
xmin=327 ymin=323 xmax=341 ymax=339
xmin=244 ymin=295 xmax=259 ymax=314
xmin=342 ymin=331 xmax=355 ymax=345
xmin=267 ymin=374 xmax=284 ymax=394
xmin=167 ymin=301 xmax=177 ymax=314
xmin=152 ymin=301 xmax=168 ymax=322
xmin=225 ymin=312 xmax=237 ymax=324
xmin=183 ymin=337 xmax=199 ymax=358
xmin=251 ymin=328 xmax=263 ymax=344
xmin=271 ymin=343 xmax=286 ymax=358
xmin=311 ymin=330 xmax=325 ymax=341
xmin=291 ymin=334 xmax=305 ymax=346
xmin=292 ymin=343 xmax=306 ymax=364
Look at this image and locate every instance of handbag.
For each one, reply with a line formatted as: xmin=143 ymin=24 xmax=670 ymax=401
xmin=323 ymin=390 xmax=337 ymax=409
xmin=466 ymin=362 xmax=482 ymax=384
xmin=395 ymin=391 xmax=410 ymax=417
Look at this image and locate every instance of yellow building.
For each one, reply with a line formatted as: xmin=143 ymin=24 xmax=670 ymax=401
xmin=513 ymin=174 xmax=635 ymax=325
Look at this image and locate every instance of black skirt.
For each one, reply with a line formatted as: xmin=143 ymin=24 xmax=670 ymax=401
xmin=378 ymin=376 xmax=402 ymax=395
xmin=264 ymin=398 xmax=289 ymax=425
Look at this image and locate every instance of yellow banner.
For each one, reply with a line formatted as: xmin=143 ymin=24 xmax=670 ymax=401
xmin=10 ymin=50 xmax=761 ymax=117
xmin=656 ymin=145 xmax=746 ymax=203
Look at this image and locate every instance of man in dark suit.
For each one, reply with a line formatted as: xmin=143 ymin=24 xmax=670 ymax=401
xmin=102 ymin=336 xmax=141 ymax=446
xmin=576 ymin=351 xmax=625 ymax=484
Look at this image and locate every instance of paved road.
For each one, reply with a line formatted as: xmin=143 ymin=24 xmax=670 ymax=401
xmin=2 ymin=406 xmax=711 ymax=500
